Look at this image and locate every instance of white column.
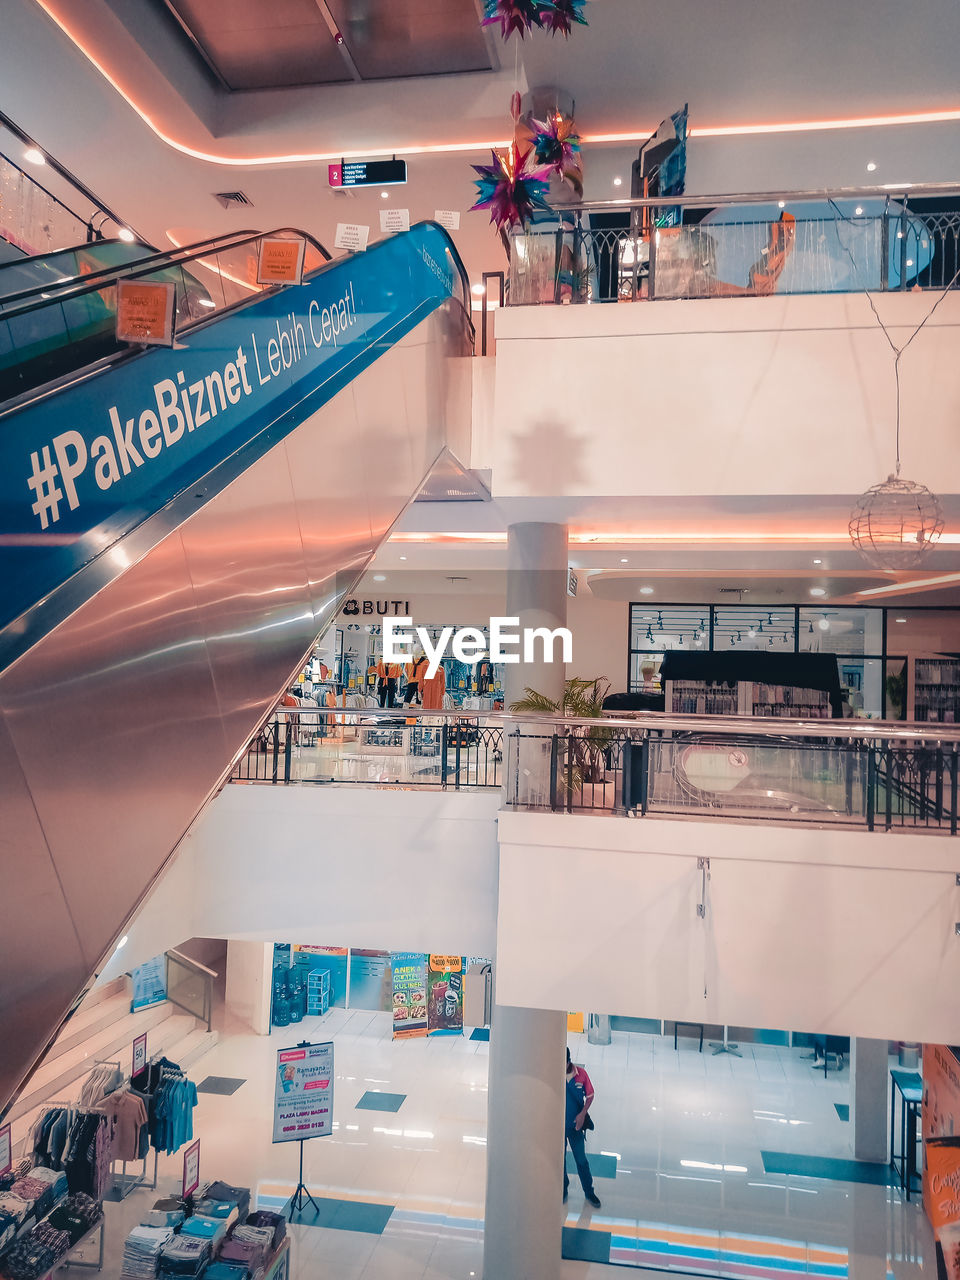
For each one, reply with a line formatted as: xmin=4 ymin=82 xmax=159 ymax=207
xmin=851 ymin=1037 xmax=889 ymax=1162
xmin=483 ymin=523 xmax=570 ymax=1280
xmin=225 ymin=940 xmax=273 ymax=1035
xmin=483 ymin=1005 xmax=568 ymax=1280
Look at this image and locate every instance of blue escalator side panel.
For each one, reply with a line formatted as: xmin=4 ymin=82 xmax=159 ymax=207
xmin=0 ymin=223 xmax=461 ymax=633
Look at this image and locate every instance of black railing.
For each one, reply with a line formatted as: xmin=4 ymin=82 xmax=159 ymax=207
xmin=232 ymin=707 xmax=960 ymax=834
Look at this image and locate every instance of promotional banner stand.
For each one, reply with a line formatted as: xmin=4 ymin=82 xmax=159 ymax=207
xmin=288 ymin=1041 xmax=321 ymax=1219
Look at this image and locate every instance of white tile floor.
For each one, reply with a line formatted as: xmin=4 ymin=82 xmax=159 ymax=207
xmin=86 ymin=1011 xmax=932 ymax=1280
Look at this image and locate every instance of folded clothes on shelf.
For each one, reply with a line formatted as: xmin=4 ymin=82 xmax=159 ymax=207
xmin=120 ymin=1224 xmax=175 ymax=1279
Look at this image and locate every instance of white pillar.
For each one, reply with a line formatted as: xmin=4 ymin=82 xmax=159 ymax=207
xmin=225 ymin=940 xmax=273 ymax=1035
xmin=483 ymin=523 xmax=570 ymax=1280
xmin=483 ymin=1005 xmax=567 ymax=1280
xmin=851 ymin=1037 xmax=889 ymax=1162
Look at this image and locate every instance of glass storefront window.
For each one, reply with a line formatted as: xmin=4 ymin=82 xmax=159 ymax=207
xmin=798 ymin=607 xmax=881 ymax=655
xmin=712 ymin=607 xmax=795 ymax=652
xmin=630 ymin=606 xmax=709 ymax=651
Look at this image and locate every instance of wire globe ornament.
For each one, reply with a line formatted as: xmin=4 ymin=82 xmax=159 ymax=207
xmin=848 ymin=473 xmax=945 ymax=569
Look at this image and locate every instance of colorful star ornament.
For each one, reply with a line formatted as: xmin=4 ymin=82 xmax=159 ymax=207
xmin=481 ymin=0 xmax=544 ymax=39
xmin=527 ymin=111 xmax=583 ymax=197
xmin=539 ymin=0 xmax=588 ymax=35
xmin=470 ymin=143 xmax=551 ymax=232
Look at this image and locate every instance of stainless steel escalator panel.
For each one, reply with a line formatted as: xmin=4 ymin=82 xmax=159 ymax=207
xmin=0 ymin=712 xmax=90 ymax=1095
xmin=0 ymin=531 xmax=230 ymax=962
xmin=178 ymin=445 xmax=317 ymax=752
xmin=0 ymin=289 xmax=473 ymax=1113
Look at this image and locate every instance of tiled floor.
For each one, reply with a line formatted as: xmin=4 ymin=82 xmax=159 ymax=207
xmin=89 ymin=1011 xmax=932 ymax=1279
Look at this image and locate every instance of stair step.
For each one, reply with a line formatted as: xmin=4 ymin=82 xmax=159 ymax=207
xmin=170 ymin=1028 xmax=220 ymax=1075
xmin=8 ymin=1005 xmax=196 ymax=1130
xmin=80 ymin=975 xmax=129 ymax=1011
xmin=46 ymin=991 xmax=135 ymax=1064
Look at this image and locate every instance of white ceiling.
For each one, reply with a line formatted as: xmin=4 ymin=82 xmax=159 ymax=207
xmin=5 ymin=0 xmax=960 ymax=288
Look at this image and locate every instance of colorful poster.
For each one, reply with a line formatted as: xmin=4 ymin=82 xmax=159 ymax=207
xmin=273 ymin=1041 xmax=335 ymax=1143
xmin=130 ymin=955 xmax=167 ymax=1011
xmin=257 ymin=236 xmax=306 ymax=285
xmin=427 ymin=955 xmax=463 ymax=1036
xmin=923 ymin=1044 xmax=960 ymax=1275
xmin=391 ymin=952 xmax=428 ymax=1039
xmin=182 ymin=1139 xmax=200 ymax=1197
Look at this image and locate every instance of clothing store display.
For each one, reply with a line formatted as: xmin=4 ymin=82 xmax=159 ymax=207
xmin=32 ymin=1108 xmax=71 ymax=1171
xmin=0 ymin=1236 xmax=59 ymax=1279
xmin=158 ymin=1232 xmax=211 ymax=1279
xmin=62 ymin=1112 xmax=111 ymax=1198
xmin=0 ymin=1194 xmax=102 ymax=1280
xmin=0 ymin=1160 xmax=31 ymax=1194
xmin=120 ymin=1225 xmax=175 ymax=1278
xmin=245 ymin=1209 xmax=286 ymax=1252
xmin=421 ymin=666 xmax=446 ymax=710
xmin=142 ymin=1204 xmax=185 ymax=1230
xmin=0 ymin=1194 xmax=30 ymax=1224
xmin=404 ymin=655 xmax=429 ymax=704
xmin=203 ymin=1263 xmax=248 ymax=1280
xmin=46 ymin=1193 xmax=101 ymax=1240
xmin=219 ymin=1223 xmax=273 ymax=1270
xmin=8 ymin=1178 xmax=52 ymax=1221
xmin=476 ymin=658 xmax=494 ymax=696
xmin=79 ymin=1063 xmax=124 ymax=1107
xmin=180 ymin=1216 xmax=226 ymax=1246
xmin=96 ymin=1089 xmax=148 ymax=1163
xmin=131 ymin=1062 xmax=197 ymax=1156
xmin=203 ymin=1182 xmax=251 ymax=1223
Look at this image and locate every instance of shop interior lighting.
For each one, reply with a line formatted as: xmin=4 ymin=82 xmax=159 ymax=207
xmin=117 ymin=227 xmax=135 ymax=242
xmin=620 ymin=557 xmax=629 ymax=563
xmin=639 ymin=586 xmax=654 ymax=595
xmin=818 ymin=616 xmax=831 ymax=630
xmin=809 ymin=587 xmax=827 ymax=596
xmin=23 ymin=147 xmax=45 ymax=165
xmin=867 ymin=162 xmax=877 ymax=171
xmin=613 ymin=176 xmax=623 ymax=186
xmin=399 ymin=555 xmax=407 ymax=561
xmin=471 ymin=283 xmax=485 ymax=295
xmin=813 ymin=558 xmax=822 ymax=565
xmin=380 ymin=191 xmax=389 ymax=198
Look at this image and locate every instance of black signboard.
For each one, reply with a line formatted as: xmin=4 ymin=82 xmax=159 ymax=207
xmin=329 ymin=159 xmax=407 ymax=188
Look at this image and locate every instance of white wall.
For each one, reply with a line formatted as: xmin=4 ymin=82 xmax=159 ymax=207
xmin=225 ymin=941 xmax=273 ymax=1035
xmin=110 ymin=787 xmax=500 ymax=969
xmin=493 ymin=292 xmax=960 ymax=499
xmin=496 ymin=810 xmax=960 ymax=1043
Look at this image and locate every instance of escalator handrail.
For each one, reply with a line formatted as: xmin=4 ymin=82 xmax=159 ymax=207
xmin=0 ymin=220 xmax=473 ymax=419
xmin=0 ymin=227 xmax=332 ymax=315
xmin=0 ymin=235 xmax=153 ymax=279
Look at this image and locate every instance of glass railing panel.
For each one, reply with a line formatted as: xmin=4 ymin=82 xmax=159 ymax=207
xmin=0 ymin=153 xmax=88 ymax=255
xmin=165 ymin=951 xmax=213 ymax=1031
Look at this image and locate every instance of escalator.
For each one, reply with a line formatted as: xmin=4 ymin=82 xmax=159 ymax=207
xmin=0 ymin=222 xmax=474 ymax=1114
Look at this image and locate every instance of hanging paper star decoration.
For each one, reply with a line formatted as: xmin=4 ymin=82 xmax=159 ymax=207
xmin=481 ymin=0 xmax=544 ymax=39
xmin=527 ymin=111 xmax=583 ymax=197
xmin=470 ymin=143 xmax=551 ymax=231
xmin=539 ymin=0 xmax=588 ymax=36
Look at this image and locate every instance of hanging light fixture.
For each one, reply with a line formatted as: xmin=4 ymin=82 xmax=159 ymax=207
xmin=849 ymin=297 xmax=946 ymax=568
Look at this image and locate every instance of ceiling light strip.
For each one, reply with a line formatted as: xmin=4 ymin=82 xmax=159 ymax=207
xmin=857 ymin=572 xmax=960 ymax=597
xmin=33 ymin=4 xmax=960 ymax=167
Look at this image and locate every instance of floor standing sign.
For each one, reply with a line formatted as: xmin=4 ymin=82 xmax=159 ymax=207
xmin=132 ymin=1032 xmax=148 ymax=1078
xmin=273 ymin=1041 xmax=334 ymax=1217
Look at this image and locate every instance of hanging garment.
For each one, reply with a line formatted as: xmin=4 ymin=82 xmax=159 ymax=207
xmin=97 ymin=1088 xmax=148 ymax=1162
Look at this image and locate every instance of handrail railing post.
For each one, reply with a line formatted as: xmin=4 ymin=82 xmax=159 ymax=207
xmin=900 ymin=199 xmax=909 ymax=290
xmin=951 ymin=744 xmax=958 ymax=836
xmin=880 ymin=196 xmax=890 ymax=291
xmin=284 ymin=719 xmax=293 ymax=784
xmin=549 ymin=734 xmax=559 ymax=812
xmin=885 ymin=740 xmax=894 ymax=830
xmin=271 ymin=719 xmax=280 ymax=784
xmin=647 ymin=211 xmax=658 ymax=300
xmin=639 ymin=731 xmax=650 ymax=816
xmin=566 ymin=731 xmax=574 ymax=814
xmin=866 ymin=744 xmax=876 ymax=831
xmin=454 ymin=726 xmax=462 ymax=791
xmin=441 ymin=722 xmax=449 ymax=791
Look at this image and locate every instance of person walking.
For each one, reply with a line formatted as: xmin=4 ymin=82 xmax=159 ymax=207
xmin=564 ymin=1047 xmax=600 ymax=1207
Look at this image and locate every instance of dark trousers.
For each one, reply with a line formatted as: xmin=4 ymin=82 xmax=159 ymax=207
xmin=378 ymin=678 xmax=397 ymax=708
xmin=564 ymin=1126 xmax=594 ymax=1196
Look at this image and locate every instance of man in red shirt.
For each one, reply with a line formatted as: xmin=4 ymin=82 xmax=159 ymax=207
xmin=564 ymin=1047 xmax=600 ymax=1207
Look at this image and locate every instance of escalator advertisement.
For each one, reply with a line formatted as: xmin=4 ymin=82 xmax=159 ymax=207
xmin=2 ymin=225 xmax=460 ymax=636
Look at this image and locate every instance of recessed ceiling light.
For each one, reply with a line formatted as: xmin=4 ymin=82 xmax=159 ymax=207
xmin=809 ymin=587 xmax=826 ymax=597
xmin=115 ymin=934 xmax=128 ymax=950
xmin=906 ymin=258 xmax=914 ymax=267
xmin=373 ymin=573 xmax=386 ymax=582
xmin=895 ymin=617 xmax=907 ymax=622
xmin=639 ymin=586 xmax=654 ymax=595
xmin=23 ymin=147 xmax=45 ymax=165
xmin=818 ymin=617 xmax=831 ymax=631
xmin=613 ymin=176 xmax=623 ymax=187
xmin=471 ymin=283 xmax=484 ymax=295
xmin=399 ymin=555 xmax=407 ymax=561
xmin=117 ymin=227 xmax=135 ymax=243
xmin=620 ymin=557 xmax=629 ymax=563
xmin=854 ymin=206 xmax=863 ymax=216
xmin=778 ymin=200 xmax=785 ymax=209
xmin=813 ymin=558 xmax=822 ymax=565
xmin=198 ymin=297 xmax=216 ymax=308
xmin=867 ymin=161 xmax=877 ymax=172
xmin=380 ymin=190 xmax=389 ymax=198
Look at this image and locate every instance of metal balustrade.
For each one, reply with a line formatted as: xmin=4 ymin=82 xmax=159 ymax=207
xmin=232 ymin=706 xmax=960 ymax=833
xmin=504 ymin=184 xmax=960 ymax=306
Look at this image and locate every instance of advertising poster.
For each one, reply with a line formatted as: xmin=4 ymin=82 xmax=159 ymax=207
xmin=182 ymin=1139 xmax=200 ymax=1197
xmin=923 ymin=1044 xmax=960 ymax=1278
xmin=130 ymin=955 xmax=167 ymax=1011
xmin=391 ymin=952 xmax=428 ymax=1039
xmin=273 ymin=1041 xmax=335 ymax=1143
xmin=427 ymin=955 xmax=463 ymax=1036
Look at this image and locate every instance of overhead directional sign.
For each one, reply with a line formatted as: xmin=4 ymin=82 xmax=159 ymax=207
xmin=329 ymin=159 xmax=407 ymax=188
